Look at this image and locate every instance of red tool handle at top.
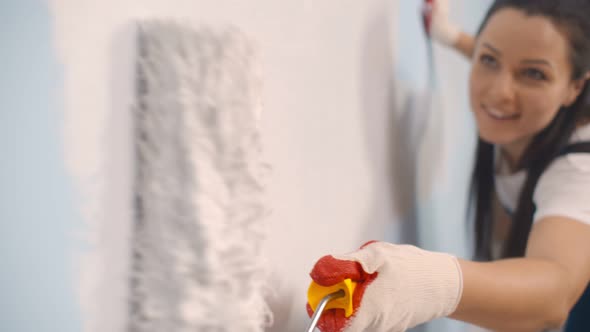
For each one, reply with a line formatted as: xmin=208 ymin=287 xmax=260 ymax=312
xmin=422 ymin=0 xmax=435 ymax=35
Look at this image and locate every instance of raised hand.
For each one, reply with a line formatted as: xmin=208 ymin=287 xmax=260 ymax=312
xmin=422 ymin=0 xmax=461 ymax=46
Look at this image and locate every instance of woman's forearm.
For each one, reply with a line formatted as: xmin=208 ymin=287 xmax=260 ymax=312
xmin=450 ymin=257 xmax=572 ymax=331
xmin=452 ymin=32 xmax=476 ymax=59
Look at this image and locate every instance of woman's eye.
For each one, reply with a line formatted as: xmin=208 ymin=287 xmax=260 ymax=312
xmin=523 ymin=68 xmax=547 ymax=81
xmin=479 ymin=54 xmax=497 ymax=68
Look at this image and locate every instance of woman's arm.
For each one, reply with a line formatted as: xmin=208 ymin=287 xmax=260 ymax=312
xmin=425 ymin=0 xmax=475 ymax=59
xmin=451 ymin=217 xmax=590 ymax=331
xmin=452 ymin=31 xmax=476 ymax=60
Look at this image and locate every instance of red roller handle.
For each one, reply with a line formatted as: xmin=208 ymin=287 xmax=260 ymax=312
xmin=422 ymin=0 xmax=435 ymax=35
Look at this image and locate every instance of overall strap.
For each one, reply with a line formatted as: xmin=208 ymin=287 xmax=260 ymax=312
xmin=498 ymin=142 xmax=590 ymax=217
xmin=560 ymin=142 xmax=590 ymax=332
xmin=557 ymin=142 xmax=590 ymax=156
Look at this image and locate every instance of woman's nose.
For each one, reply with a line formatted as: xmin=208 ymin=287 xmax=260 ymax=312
xmin=487 ymin=72 xmax=516 ymax=106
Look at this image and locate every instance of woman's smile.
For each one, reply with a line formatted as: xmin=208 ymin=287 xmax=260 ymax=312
xmin=480 ymin=104 xmax=521 ymax=121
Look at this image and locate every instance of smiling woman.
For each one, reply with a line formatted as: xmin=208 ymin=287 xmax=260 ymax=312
xmin=464 ymin=2 xmax=590 ymax=330
xmin=464 ymin=0 xmax=590 ymax=259
xmin=305 ymin=1 xmax=590 ymax=331
xmin=469 ymin=8 xmax=589 ymax=171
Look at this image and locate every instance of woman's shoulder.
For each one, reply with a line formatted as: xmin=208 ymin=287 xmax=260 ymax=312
xmin=533 ymin=128 xmax=590 ymax=224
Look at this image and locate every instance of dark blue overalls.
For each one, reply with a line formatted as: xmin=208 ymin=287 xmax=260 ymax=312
xmin=566 ymin=284 xmax=590 ymax=331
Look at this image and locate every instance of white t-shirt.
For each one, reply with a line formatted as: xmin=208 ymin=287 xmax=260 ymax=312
xmin=494 ymin=123 xmax=590 ymax=225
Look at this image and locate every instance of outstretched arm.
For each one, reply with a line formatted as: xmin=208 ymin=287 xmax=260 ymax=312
xmin=307 ymin=217 xmax=590 ymax=332
xmin=451 ymin=217 xmax=590 ymax=331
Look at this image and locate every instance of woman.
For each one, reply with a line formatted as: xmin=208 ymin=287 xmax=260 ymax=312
xmin=307 ymin=1 xmax=590 ymax=331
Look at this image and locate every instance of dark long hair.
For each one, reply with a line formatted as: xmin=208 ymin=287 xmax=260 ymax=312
xmin=472 ymin=0 xmax=590 ymax=260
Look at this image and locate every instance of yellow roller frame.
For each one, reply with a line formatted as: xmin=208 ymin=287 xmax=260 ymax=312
xmin=307 ymin=279 xmax=357 ymax=318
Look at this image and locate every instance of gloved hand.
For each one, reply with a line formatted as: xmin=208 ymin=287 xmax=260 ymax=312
xmin=422 ymin=0 xmax=461 ymax=46
xmin=307 ymin=241 xmax=463 ymax=332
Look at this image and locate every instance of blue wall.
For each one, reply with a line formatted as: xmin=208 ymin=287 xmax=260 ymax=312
xmin=0 ymin=1 xmax=82 ymax=331
xmin=394 ymin=1 xmax=491 ymax=331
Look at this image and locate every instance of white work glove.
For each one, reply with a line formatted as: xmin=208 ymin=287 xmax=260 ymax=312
xmin=422 ymin=0 xmax=461 ymax=46
xmin=307 ymin=241 xmax=463 ymax=332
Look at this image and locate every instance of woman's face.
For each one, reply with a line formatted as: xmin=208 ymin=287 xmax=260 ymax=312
xmin=469 ymin=8 xmax=584 ymax=159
